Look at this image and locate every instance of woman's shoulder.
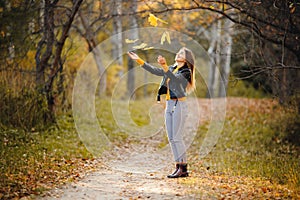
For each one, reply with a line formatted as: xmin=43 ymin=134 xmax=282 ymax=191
xmin=179 ymin=66 xmax=191 ymax=73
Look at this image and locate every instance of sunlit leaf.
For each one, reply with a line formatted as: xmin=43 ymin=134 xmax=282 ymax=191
xmin=148 ymin=13 xmax=158 ymax=27
xmin=165 ymin=31 xmax=171 ymax=44
xmin=160 ymin=31 xmax=171 ymax=45
xmin=148 ymin=13 xmax=168 ymax=27
xmin=157 ymin=18 xmax=168 ymax=25
xmin=143 ymin=47 xmax=154 ymax=50
xmin=161 ymin=32 xmax=166 ymax=45
xmin=133 ymin=43 xmax=148 ymax=49
xmin=125 ymin=38 xmax=139 ymax=44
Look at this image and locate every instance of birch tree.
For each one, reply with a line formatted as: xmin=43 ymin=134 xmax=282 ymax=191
xmin=203 ymin=18 xmax=234 ymax=98
xmin=219 ymin=18 xmax=234 ymax=97
xmin=205 ymin=23 xmax=218 ymax=98
xmin=111 ymin=0 xmax=123 ymax=67
xmin=126 ymin=0 xmax=138 ymax=97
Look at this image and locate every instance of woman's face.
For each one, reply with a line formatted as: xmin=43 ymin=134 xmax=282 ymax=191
xmin=175 ymin=49 xmax=186 ymax=63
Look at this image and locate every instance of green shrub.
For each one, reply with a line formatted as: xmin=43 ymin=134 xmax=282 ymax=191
xmin=227 ymin=78 xmax=266 ymax=98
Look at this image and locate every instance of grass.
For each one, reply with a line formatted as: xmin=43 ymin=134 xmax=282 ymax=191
xmin=0 ymin=116 xmax=94 ymax=199
xmin=0 ymin=98 xmax=151 ymax=199
xmin=1 ymin=97 xmax=299 ymax=199
xmin=188 ymin=98 xmax=300 ymax=197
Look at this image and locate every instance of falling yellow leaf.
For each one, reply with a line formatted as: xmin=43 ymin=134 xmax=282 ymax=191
xmin=161 ymin=33 xmax=165 ymax=44
xmin=148 ymin=13 xmax=168 ymax=27
xmin=133 ymin=43 xmax=148 ymax=49
xmin=165 ymin=31 xmax=171 ymax=44
xmin=148 ymin=13 xmax=158 ymax=27
xmin=143 ymin=47 xmax=154 ymax=50
xmin=157 ymin=18 xmax=168 ymax=25
xmin=160 ymin=31 xmax=171 ymax=45
xmin=125 ymin=38 xmax=139 ymax=44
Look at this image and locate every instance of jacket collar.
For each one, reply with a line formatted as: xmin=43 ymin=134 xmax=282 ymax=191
xmin=172 ymin=64 xmax=189 ymax=72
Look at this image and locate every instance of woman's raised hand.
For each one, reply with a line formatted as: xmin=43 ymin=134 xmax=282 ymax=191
xmin=157 ymin=55 xmax=168 ymax=72
xmin=157 ymin=55 xmax=167 ymax=66
xmin=127 ymin=51 xmax=140 ymax=60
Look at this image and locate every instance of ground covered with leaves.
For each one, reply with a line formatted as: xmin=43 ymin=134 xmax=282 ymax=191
xmin=0 ymin=98 xmax=299 ymax=199
xmin=0 ymin=117 xmax=99 ymax=199
xmin=187 ymin=98 xmax=300 ymax=199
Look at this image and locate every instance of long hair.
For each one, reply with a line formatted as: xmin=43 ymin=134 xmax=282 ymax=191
xmin=182 ymin=47 xmax=196 ymax=94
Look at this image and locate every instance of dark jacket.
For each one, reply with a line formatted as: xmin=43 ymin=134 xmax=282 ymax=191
xmin=142 ymin=62 xmax=191 ymax=101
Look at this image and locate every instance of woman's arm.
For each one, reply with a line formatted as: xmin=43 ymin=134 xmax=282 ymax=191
xmin=127 ymin=52 xmax=165 ymax=76
xmin=141 ymin=62 xmax=165 ymax=76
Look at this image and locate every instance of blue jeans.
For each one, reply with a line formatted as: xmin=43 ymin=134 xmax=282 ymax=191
xmin=165 ymin=100 xmax=187 ymax=163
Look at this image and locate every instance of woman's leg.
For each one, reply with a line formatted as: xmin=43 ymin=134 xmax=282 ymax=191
xmin=165 ymin=100 xmax=188 ymax=178
xmin=171 ymin=101 xmax=187 ymax=163
xmin=165 ymin=100 xmax=187 ymax=162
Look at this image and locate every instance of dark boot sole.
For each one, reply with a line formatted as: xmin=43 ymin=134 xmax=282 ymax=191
xmin=167 ymin=172 xmax=189 ymax=178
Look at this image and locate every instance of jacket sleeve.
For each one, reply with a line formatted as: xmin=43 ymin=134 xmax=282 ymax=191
xmin=141 ymin=62 xmax=165 ymax=76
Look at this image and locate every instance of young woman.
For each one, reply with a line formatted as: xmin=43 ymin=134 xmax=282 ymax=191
xmin=127 ymin=47 xmax=196 ymax=178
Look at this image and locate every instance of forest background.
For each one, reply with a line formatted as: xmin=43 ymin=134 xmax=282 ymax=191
xmin=0 ymin=0 xmax=299 ymax=199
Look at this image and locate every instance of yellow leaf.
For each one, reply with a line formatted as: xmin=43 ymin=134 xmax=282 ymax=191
xmin=143 ymin=47 xmax=154 ymax=50
xmin=160 ymin=31 xmax=171 ymax=45
xmin=148 ymin=13 xmax=168 ymax=27
xmin=157 ymin=18 xmax=168 ymax=25
xmin=125 ymin=38 xmax=139 ymax=44
xmin=148 ymin=13 xmax=158 ymax=27
xmin=161 ymin=32 xmax=166 ymax=45
xmin=165 ymin=31 xmax=171 ymax=44
xmin=209 ymin=5 xmax=215 ymax=9
xmin=133 ymin=43 xmax=148 ymax=49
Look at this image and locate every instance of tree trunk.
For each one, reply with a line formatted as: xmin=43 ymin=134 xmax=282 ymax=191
xmin=35 ymin=0 xmax=54 ymax=92
xmin=35 ymin=0 xmax=83 ymax=122
xmin=79 ymin=10 xmax=106 ymax=97
xmin=111 ymin=0 xmax=123 ymax=67
xmin=46 ymin=0 xmax=83 ymax=117
xmin=127 ymin=0 xmax=138 ymax=98
xmin=218 ymin=18 xmax=234 ymax=97
xmin=206 ymin=21 xmax=221 ymax=98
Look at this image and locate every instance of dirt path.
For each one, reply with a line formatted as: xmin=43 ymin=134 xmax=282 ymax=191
xmin=39 ymin=99 xmax=205 ymax=200
xmin=39 ymin=145 xmax=194 ymax=200
xmin=39 ymin=134 xmax=197 ymax=199
xmin=38 ymin=98 xmax=298 ymax=199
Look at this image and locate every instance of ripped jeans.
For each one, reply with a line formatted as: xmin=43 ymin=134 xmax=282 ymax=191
xmin=165 ymin=100 xmax=188 ymax=163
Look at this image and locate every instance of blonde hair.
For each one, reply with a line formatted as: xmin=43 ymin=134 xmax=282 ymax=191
xmin=181 ymin=47 xmax=196 ymax=93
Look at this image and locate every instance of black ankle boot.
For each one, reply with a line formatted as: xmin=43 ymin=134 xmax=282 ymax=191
xmin=167 ymin=164 xmax=179 ymax=178
xmin=167 ymin=163 xmax=188 ymax=178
